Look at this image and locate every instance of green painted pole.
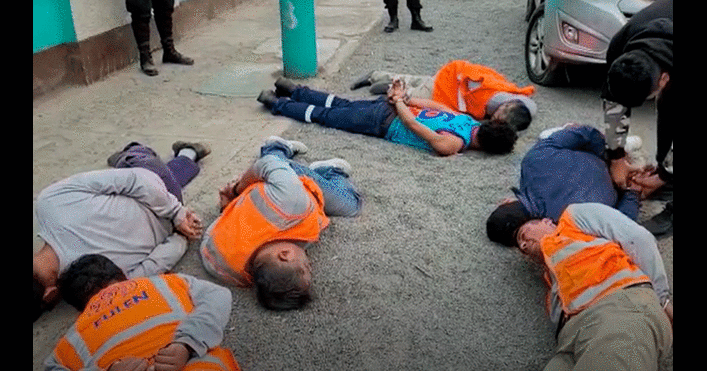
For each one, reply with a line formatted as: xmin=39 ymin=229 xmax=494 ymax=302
xmin=278 ymin=0 xmax=318 ymax=78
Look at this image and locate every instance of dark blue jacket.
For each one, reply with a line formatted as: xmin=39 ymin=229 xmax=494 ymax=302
xmin=514 ymin=125 xmax=640 ymax=221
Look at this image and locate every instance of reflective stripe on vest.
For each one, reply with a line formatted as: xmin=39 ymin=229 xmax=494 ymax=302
xmin=543 ymin=219 xmax=650 ymax=316
xmin=249 ymin=185 xmax=316 ymax=230
xmin=184 ymin=346 xmax=241 ymax=371
xmin=56 ymin=275 xmax=193 ymax=369
xmin=565 ymin=266 xmax=649 ymax=313
xmin=206 ymin=176 xmax=329 ymax=286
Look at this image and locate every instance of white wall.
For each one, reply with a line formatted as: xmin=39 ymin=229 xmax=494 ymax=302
xmin=68 ymin=0 xmax=186 ymax=41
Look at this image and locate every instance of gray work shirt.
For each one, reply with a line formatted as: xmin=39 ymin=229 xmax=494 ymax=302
xmin=35 ymin=168 xmax=188 ymax=278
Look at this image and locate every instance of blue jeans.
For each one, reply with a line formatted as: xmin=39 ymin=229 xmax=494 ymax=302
xmin=111 ymin=142 xmax=200 ymax=203
xmin=271 ymin=86 xmax=394 ymax=138
xmin=260 ymin=142 xmax=362 ymax=217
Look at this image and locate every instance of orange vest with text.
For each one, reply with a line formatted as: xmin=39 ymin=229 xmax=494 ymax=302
xmin=431 ymin=60 xmax=535 ymax=119
xmin=51 ymin=275 xmax=239 ymax=371
xmin=201 ymin=175 xmax=329 ymax=287
xmin=540 ymin=211 xmax=651 ymax=316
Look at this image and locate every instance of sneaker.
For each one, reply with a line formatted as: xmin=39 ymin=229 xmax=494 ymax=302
xmin=264 ymin=136 xmax=308 ymax=155
xmin=309 ymin=158 xmax=352 ymax=175
xmin=172 ymin=141 xmax=212 ymax=162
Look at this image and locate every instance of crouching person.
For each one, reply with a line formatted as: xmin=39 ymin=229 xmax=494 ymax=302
xmin=44 ymin=254 xmax=239 ymax=371
xmin=199 ymin=136 xmax=362 ymax=310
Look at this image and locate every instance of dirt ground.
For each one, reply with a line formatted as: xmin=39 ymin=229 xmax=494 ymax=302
xmin=33 ymin=0 xmax=672 ymax=370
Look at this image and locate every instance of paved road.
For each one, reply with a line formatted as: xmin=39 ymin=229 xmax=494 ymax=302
xmin=33 ymin=0 xmax=672 ymax=370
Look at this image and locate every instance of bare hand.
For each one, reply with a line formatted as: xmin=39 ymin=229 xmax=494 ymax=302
xmin=387 ymin=78 xmax=406 ymax=103
xmin=148 ymin=343 xmax=191 ymax=371
xmin=175 ymin=209 xmax=203 ymax=241
xmin=218 ymin=180 xmax=239 ymax=211
xmin=664 ymin=301 xmax=673 ymax=327
xmin=631 ymin=171 xmax=666 ymax=199
xmin=108 ymin=357 xmax=149 ymax=371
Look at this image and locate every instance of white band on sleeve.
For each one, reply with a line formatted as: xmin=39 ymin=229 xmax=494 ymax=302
xmin=325 ymin=94 xmax=335 ymax=108
xmin=304 ymin=105 xmax=315 ymax=123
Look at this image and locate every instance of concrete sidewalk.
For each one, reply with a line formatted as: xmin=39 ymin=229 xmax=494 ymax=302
xmin=32 ymin=0 xmax=383 ymax=368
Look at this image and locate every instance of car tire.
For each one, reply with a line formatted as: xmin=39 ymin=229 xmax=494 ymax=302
xmin=525 ymin=6 xmax=567 ymax=86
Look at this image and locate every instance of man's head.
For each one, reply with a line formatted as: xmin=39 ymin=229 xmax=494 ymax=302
xmin=514 ymin=218 xmax=557 ymax=263
xmin=58 ymin=254 xmax=127 ymax=312
xmin=251 ymin=241 xmax=313 ymax=311
xmin=486 ymin=200 xmax=531 ymax=247
xmin=491 ymin=100 xmax=532 ymax=131
xmin=476 ymin=121 xmax=518 ymax=154
xmin=606 ymin=50 xmax=668 ymax=107
xmin=33 ymin=243 xmax=61 ymax=322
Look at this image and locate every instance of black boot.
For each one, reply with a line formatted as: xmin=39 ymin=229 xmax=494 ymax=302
xmin=130 ymin=17 xmax=159 ymax=76
xmin=257 ymin=90 xmax=279 ymax=109
xmin=154 ymin=8 xmax=194 ymax=65
xmin=161 ymin=38 xmax=194 ymax=65
xmin=138 ymin=44 xmax=159 ymax=76
xmin=384 ymin=5 xmax=399 ymax=33
xmin=410 ymin=8 xmax=433 ymax=32
xmin=641 ymin=202 xmax=673 ymax=236
xmin=274 ymin=77 xmax=299 ymax=97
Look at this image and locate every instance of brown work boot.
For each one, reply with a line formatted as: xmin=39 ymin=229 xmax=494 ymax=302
xmin=172 ymin=141 xmax=211 ymax=162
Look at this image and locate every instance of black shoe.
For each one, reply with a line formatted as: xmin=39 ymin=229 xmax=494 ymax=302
xmin=139 ymin=50 xmax=159 ymax=76
xmin=162 ymin=39 xmax=194 ymax=65
xmin=641 ymin=202 xmax=673 ymax=236
xmin=257 ymin=89 xmax=279 ymax=108
xmin=274 ymin=77 xmax=299 ymax=97
xmin=410 ymin=9 xmax=433 ymax=32
xmin=384 ymin=17 xmax=399 ymax=33
xmin=350 ymin=71 xmax=374 ymax=90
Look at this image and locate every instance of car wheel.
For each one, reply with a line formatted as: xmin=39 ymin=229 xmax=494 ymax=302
xmin=525 ymin=6 xmax=566 ymax=86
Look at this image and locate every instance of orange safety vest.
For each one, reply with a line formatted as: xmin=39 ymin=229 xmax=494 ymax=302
xmin=51 ymin=275 xmax=239 ymax=370
xmin=202 ymin=175 xmax=329 ymax=287
xmin=431 ymin=60 xmax=535 ymax=120
xmin=540 ymin=211 xmax=651 ymax=316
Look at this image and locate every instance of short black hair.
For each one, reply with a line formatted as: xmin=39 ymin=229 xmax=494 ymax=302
xmin=58 ymin=254 xmax=127 ymax=311
xmin=501 ymin=101 xmax=532 ymax=131
xmin=252 ymin=260 xmax=312 ymax=311
xmin=476 ymin=121 xmax=518 ymax=154
xmin=606 ymin=50 xmax=661 ymax=107
xmin=486 ymin=201 xmax=531 ymax=247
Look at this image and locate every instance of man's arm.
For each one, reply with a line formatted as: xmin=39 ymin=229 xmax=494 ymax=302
xmin=71 ymin=168 xmax=188 ymax=225
xmin=392 ymin=99 xmax=464 ymax=156
xmin=567 ymin=203 xmax=670 ymax=304
xmin=223 ymin=155 xmax=311 ymax=216
xmin=543 ymin=124 xmax=607 ymax=157
xmin=407 ymin=97 xmax=457 ymax=113
xmin=123 ymin=234 xmax=188 ymax=278
xmin=173 ymin=274 xmax=233 ymax=357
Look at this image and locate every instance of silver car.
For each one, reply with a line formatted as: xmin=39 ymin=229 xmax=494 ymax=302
xmin=524 ymin=0 xmax=653 ymax=85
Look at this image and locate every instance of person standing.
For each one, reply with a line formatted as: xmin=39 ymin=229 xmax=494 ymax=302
xmin=126 ymin=0 xmax=195 ymax=76
xmin=601 ymin=0 xmax=673 ymax=235
xmin=383 ymin=0 xmax=433 ymax=33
